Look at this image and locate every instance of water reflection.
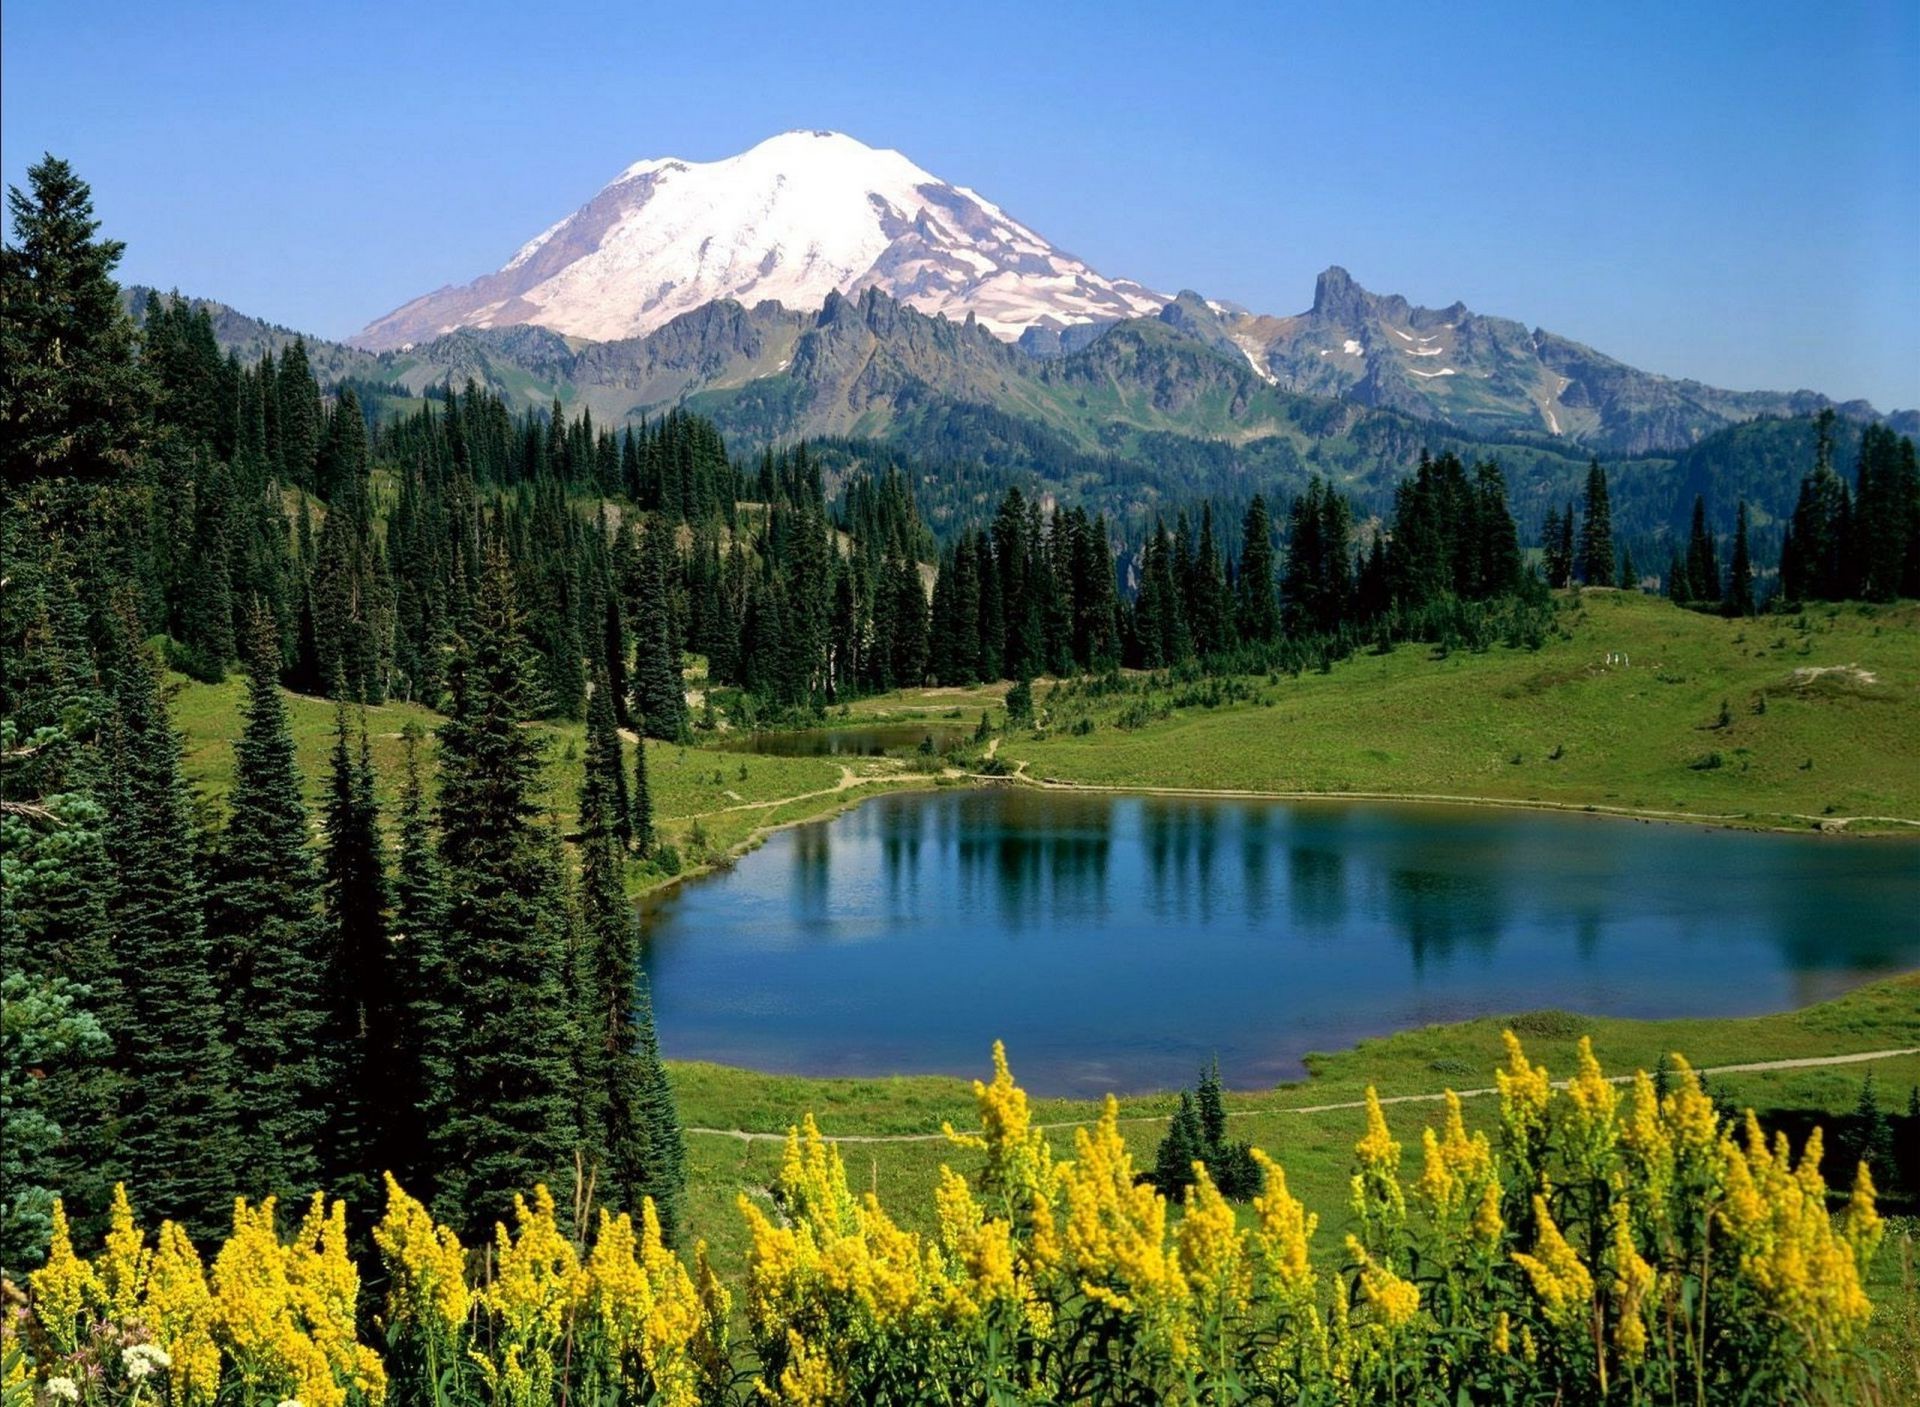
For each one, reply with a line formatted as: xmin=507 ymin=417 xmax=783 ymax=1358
xmin=640 ymin=790 xmax=1920 ymax=1095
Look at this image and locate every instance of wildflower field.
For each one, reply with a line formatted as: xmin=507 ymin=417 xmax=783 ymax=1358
xmin=9 ymin=1029 xmax=1906 ymax=1406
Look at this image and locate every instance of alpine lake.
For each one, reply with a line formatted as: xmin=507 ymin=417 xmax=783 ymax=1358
xmin=641 ymin=775 xmax=1920 ymax=1097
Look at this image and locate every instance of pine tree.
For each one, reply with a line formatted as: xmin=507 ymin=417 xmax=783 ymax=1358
xmin=101 ymin=617 xmax=239 ymax=1239
xmin=431 ymin=545 xmax=581 ymax=1233
xmin=632 ymin=517 xmax=687 ymax=740
xmin=319 ymin=705 xmax=395 ymax=1210
xmin=575 ymin=745 xmax=686 ymax=1237
xmin=1 ymin=156 xmax=150 ymax=485
xmin=1619 ymin=545 xmax=1638 ymax=593
xmin=1580 ymin=461 xmax=1615 ymax=586
xmin=584 ymin=670 xmax=632 ymax=848
xmin=633 ymin=730 xmax=656 ymax=857
xmin=389 ymin=722 xmax=449 ymax=1192
xmin=1236 ymin=496 xmax=1279 ymax=644
xmin=1722 ymin=501 xmax=1755 ymax=617
xmin=1152 ymin=1090 xmax=1204 ymax=1197
xmin=1686 ymin=496 xmax=1720 ymax=604
xmin=211 ymin=616 xmax=330 ymax=1199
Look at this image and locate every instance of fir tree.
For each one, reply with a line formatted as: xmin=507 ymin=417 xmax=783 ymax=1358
xmin=1236 ymin=496 xmax=1279 ymax=644
xmin=633 ymin=730 xmax=656 ymax=858
xmin=1580 ymin=461 xmax=1615 ymax=586
xmin=210 ymin=615 xmax=330 ymax=1199
xmin=389 ymin=722 xmax=449 ymax=1192
xmin=1152 ymin=1090 xmax=1204 ymax=1197
xmin=584 ymin=670 xmax=632 ymax=848
xmin=101 ymin=617 xmax=239 ymax=1239
xmin=1722 ymin=501 xmax=1755 ymax=617
xmin=1686 ymin=496 xmax=1720 ymax=604
xmin=1 ymin=156 xmax=150 ymax=485
xmin=431 ymin=545 xmax=581 ymax=1234
xmin=319 ymin=705 xmax=395 ymax=1210
xmin=575 ymin=746 xmax=686 ymax=1237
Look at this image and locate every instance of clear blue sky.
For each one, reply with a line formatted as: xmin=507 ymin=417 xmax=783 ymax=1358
xmin=5 ymin=0 xmax=1917 ymax=408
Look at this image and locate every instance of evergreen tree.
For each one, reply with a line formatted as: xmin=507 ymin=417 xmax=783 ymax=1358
xmin=389 ymin=723 xmax=449 ymax=1192
xmin=1722 ymin=501 xmax=1755 ymax=617
xmin=210 ymin=616 xmax=329 ymax=1199
xmin=1 ymin=156 xmax=150 ymax=485
xmin=1580 ymin=460 xmax=1615 ymax=586
xmin=1152 ymin=1090 xmax=1204 ymax=1198
xmin=633 ymin=730 xmax=656 ymax=858
xmin=1686 ymin=496 xmax=1720 ymax=604
xmin=101 ymin=618 xmax=239 ymax=1238
xmin=1236 ymin=496 xmax=1279 ymax=644
xmin=584 ymin=670 xmax=633 ymax=848
xmin=631 ymin=517 xmax=687 ymax=740
xmin=1619 ymin=545 xmax=1638 ymax=593
xmin=319 ymin=705 xmax=395 ymax=1209
xmin=431 ymin=545 xmax=581 ymax=1233
xmin=575 ymin=746 xmax=685 ymax=1237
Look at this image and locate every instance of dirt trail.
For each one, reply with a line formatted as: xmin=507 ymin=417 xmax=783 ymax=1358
xmin=684 ymin=1046 xmax=1920 ymax=1145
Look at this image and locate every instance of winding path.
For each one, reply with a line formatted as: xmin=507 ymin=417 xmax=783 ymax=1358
xmin=684 ymin=1046 xmax=1920 ymax=1145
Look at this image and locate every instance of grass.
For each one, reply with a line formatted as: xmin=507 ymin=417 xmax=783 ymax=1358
xmin=164 ymin=671 xmax=913 ymax=896
xmin=999 ymin=593 xmax=1920 ymax=831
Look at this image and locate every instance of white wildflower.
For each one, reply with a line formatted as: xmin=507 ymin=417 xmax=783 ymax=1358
xmin=123 ymin=1343 xmax=172 ymax=1380
xmin=45 ymin=1379 xmax=81 ymax=1404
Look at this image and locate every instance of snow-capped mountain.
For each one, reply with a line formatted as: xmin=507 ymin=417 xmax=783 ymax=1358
xmin=354 ymin=130 xmax=1166 ymax=349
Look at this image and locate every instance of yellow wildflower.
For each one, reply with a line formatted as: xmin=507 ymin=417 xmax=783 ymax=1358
xmin=1608 ymin=1204 xmax=1656 ymax=1365
xmin=146 ymin=1220 xmax=220 ymax=1405
xmin=1414 ymin=1091 xmax=1497 ymax=1250
xmin=1495 ymin=1031 xmax=1552 ymax=1180
xmin=1510 ymin=1196 xmax=1593 ymax=1330
xmin=371 ymin=1175 xmax=469 ymax=1336
xmin=96 ymin=1184 xmax=150 ymax=1322
xmin=1348 ymin=1088 xmax=1406 ymax=1247
xmin=1717 ymin=1113 xmax=1874 ymax=1361
xmin=934 ymin=1167 xmax=1016 ymax=1318
xmin=482 ymin=1184 xmax=584 ymax=1341
xmin=29 ymin=1200 xmax=100 ymax=1353
xmin=945 ymin=1041 xmax=1056 ymax=1220
xmin=1248 ymin=1152 xmax=1316 ymax=1299
xmin=772 ymin=1328 xmax=840 ymax=1406
xmin=1176 ymin=1165 xmax=1248 ymax=1312
xmin=1563 ymin=1037 xmax=1619 ymax=1173
xmin=1492 ymin=1310 xmax=1511 ymax=1356
xmin=1842 ymin=1160 xmax=1883 ymax=1274
xmin=1345 ymin=1236 xmax=1419 ymax=1333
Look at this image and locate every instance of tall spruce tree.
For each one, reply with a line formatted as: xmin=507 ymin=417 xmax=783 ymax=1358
xmin=1686 ymin=496 xmax=1720 ymax=604
xmin=101 ymin=617 xmax=239 ymax=1239
xmin=389 ymin=722 xmax=449 ymax=1192
xmin=584 ymin=670 xmax=633 ymax=848
xmin=575 ymin=741 xmax=685 ymax=1236
xmin=1723 ymin=501 xmax=1755 ymax=617
xmin=211 ymin=615 xmax=330 ymax=1199
xmin=1580 ymin=461 xmax=1615 ymax=586
xmin=319 ymin=705 xmax=395 ymax=1209
xmin=1 ymin=156 xmax=150 ymax=485
xmin=431 ymin=544 xmax=581 ymax=1233
xmin=1236 ymin=496 xmax=1279 ymax=644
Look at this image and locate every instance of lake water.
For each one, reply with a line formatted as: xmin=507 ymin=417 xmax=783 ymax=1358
xmin=715 ymin=723 xmax=970 ymax=757
xmin=639 ymin=789 xmax=1920 ymax=1096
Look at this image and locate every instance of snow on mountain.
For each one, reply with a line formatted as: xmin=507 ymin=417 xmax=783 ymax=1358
xmin=354 ymin=130 xmax=1166 ymax=349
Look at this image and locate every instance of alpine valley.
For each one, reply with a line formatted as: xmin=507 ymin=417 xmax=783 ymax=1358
xmin=130 ymin=130 xmax=1915 ymax=539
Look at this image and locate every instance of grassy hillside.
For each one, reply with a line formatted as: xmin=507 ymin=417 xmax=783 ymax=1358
xmin=1007 ymin=593 xmax=1920 ymax=831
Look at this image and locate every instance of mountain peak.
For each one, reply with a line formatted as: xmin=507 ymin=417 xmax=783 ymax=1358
xmin=356 ymin=133 xmax=1165 ymax=350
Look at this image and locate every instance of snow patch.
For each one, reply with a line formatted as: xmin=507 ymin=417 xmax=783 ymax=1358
xmin=1409 ymin=367 xmax=1457 ymax=379
xmin=1342 ymin=338 xmax=1364 ymax=356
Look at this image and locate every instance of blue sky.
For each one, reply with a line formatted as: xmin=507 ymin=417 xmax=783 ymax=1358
xmin=5 ymin=0 xmax=1917 ymax=408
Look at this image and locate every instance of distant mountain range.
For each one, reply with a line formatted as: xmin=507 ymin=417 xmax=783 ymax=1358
xmin=124 ymin=130 xmax=1915 ymax=541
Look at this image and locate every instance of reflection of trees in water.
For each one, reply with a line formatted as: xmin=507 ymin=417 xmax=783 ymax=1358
xmin=876 ymin=800 xmax=923 ymax=901
xmin=948 ymin=796 xmax=1112 ymax=932
xmin=1241 ymin=810 xmax=1273 ymax=925
xmin=1286 ymin=846 xmax=1347 ymax=930
xmin=1387 ymin=867 xmax=1506 ymax=971
xmin=1145 ymin=801 xmax=1222 ymax=923
xmin=791 ymin=818 xmax=833 ymax=916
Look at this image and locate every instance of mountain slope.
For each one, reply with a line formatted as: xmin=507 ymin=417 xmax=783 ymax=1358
xmin=1222 ymin=267 xmax=1890 ymax=455
xmin=354 ymin=130 xmax=1165 ymax=349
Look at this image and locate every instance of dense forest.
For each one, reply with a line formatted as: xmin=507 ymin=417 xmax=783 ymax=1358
xmin=5 ymin=152 xmax=1920 ymax=1277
